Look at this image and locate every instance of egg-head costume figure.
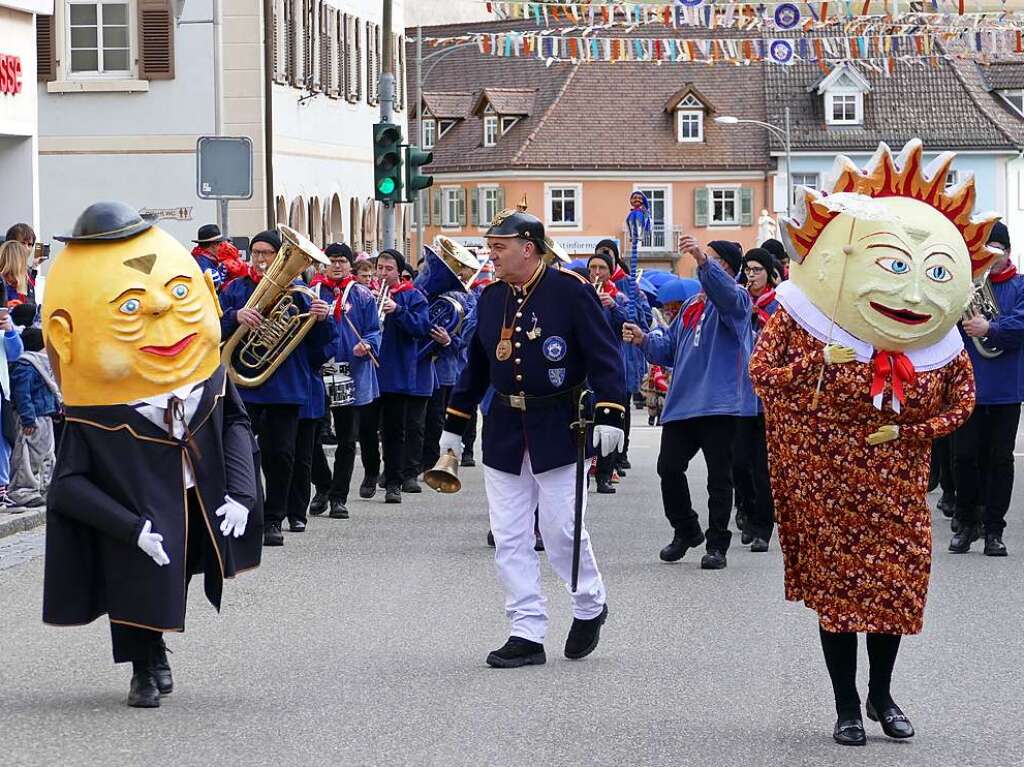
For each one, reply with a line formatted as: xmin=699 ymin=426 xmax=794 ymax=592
xmin=41 ymin=201 xmax=262 ymax=709
xmin=748 ymin=141 xmax=996 ymax=737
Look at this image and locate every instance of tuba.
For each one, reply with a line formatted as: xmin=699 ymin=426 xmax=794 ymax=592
xmin=964 ymin=268 xmax=1003 ymax=359
xmin=222 ymin=224 xmax=330 ymax=387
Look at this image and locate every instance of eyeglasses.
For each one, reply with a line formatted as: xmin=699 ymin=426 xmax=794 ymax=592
xmin=744 ymin=265 xmax=766 ymax=274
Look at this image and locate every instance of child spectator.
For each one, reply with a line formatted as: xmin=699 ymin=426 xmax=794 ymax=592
xmin=8 ymin=327 xmax=60 ymax=509
xmin=0 ymin=304 xmax=24 ymax=508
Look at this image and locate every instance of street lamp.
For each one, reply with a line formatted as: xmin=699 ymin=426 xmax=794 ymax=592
xmin=715 ymin=107 xmax=793 ymax=219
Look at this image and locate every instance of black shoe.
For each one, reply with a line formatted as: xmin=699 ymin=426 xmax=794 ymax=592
xmin=648 ymin=416 xmax=656 ymax=426
xmin=735 ymin=510 xmax=747 ymax=532
xmin=461 ymin=455 xmax=476 ymax=467
xmin=701 ymin=549 xmax=727 ymax=570
xmin=564 ymin=604 xmax=609 ymax=660
xmin=534 ymin=533 xmax=544 ymax=552
xmin=750 ymin=537 xmax=769 ymax=553
xmin=596 ymin=478 xmax=616 ymax=494
xmin=329 ymin=500 xmax=349 ymax=519
xmin=359 ymin=476 xmax=378 ymax=499
xmin=984 ymin=534 xmax=1008 ymax=557
xmin=151 ymin=640 xmax=172 ymax=695
xmin=127 ymin=672 xmax=161 ymax=708
xmin=385 ymin=485 xmax=402 ymax=504
xmin=486 ymin=530 xmax=495 ymax=548
xmin=937 ymin=493 xmax=956 ymax=518
xmin=263 ymin=522 xmax=284 ymax=547
xmin=740 ymin=531 xmax=753 ymax=545
xmin=949 ymin=525 xmax=979 ymax=553
xmin=866 ymin=699 xmax=915 ymax=739
xmin=309 ymin=491 xmax=328 ymax=516
xmin=486 ymin=637 xmax=546 ymax=668
xmin=402 ymin=478 xmax=422 ymax=494
xmin=833 ymin=717 xmax=867 ymax=746
xmin=288 ymin=519 xmax=306 ymax=532
xmin=950 ymin=517 xmax=962 ymax=533
xmin=378 ymin=476 xmax=387 ymax=489
xmin=618 ymin=459 xmax=631 ymax=470
xmin=659 ymin=530 xmax=705 ymax=562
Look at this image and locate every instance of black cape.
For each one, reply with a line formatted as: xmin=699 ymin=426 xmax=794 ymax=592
xmin=43 ymin=366 xmax=262 ymax=632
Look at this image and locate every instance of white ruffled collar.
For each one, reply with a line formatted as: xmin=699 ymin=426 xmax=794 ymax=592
xmin=775 ymin=280 xmax=963 ymax=373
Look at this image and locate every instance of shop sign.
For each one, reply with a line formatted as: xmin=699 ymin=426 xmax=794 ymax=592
xmin=0 ymin=54 xmax=23 ymax=96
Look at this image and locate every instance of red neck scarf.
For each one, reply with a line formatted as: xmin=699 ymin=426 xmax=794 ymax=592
xmin=610 ymin=266 xmax=628 ymax=283
xmin=600 ymin=279 xmax=619 ymax=299
xmin=990 ymin=262 xmax=1018 ymax=284
xmin=389 ymin=280 xmax=414 ymax=296
xmin=682 ymin=294 xmax=706 ymax=330
xmin=752 ymin=288 xmax=777 ymax=329
xmin=870 ymin=351 xmax=916 ymax=413
xmin=471 ymin=277 xmax=493 ymax=291
xmin=310 ymin=274 xmax=355 ymax=320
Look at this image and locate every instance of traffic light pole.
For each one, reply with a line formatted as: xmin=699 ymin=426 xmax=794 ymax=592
xmin=380 ymin=0 xmax=396 ymax=251
xmin=415 ymin=24 xmax=423 ymax=262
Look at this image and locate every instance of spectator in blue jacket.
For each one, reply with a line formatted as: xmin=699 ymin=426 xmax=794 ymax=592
xmin=0 ymin=305 xmax=23 ymax=508
xmin=623 ymin=236 xmax=756 ymax=571
xmin=375 ymin=249 xmax=432 ymax=503
xmin=951 ymin=221 xmax=1024 ymax=557
xmin=219 ymin=229 xmax=333 ymax=546
xmin=190 ymin=224 xmax=228 ymax=290
xmin=8 ymin=327 xmax=57 ymax=508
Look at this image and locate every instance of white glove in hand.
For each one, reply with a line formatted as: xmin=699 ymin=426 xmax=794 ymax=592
xmin=823 ymin=344 xmax=856 ymax=365
xmin=439 ymin=430 xmax=464 ymax=458
xmin=216 ymin=494 xmax=249 ymax=538
xmin=867 ymin=424 xmax=899 ymax=446
xmin=593 ymin=425 xmax=626 ymax=457
xmin=137 ymin=520 xmax=170 ymax=566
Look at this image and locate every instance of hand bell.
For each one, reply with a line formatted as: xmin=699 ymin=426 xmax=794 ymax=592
xmin=424 ymin=450 xmax=462 ymax=494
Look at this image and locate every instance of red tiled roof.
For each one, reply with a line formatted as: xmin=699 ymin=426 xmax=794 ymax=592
xmin=473 ymin=87 xmax=536 ymax=116
xmin=418 ymin=91 xmax=475 ymax=119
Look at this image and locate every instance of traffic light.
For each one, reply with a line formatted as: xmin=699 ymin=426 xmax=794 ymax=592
xmin=373 ymin=122 xmax=403 ymax=202
xmin=404 ymin=145 xmax=434 ymax=203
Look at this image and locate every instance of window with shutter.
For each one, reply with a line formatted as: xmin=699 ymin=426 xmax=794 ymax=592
xmin=329 ymin=8 xmax=340 ymax=98
xmin=36 ymin=14 xmax=57 ymax=81
xmin=137 ymin=0 xmax=175 ymax=80
xmin=273 ymin=0 xmax=287 ymax=83
xmin=365 ymin=22 xmax=375 ymax=105
xmin=340 ymin=13 xmax=349 ymax=99
xmin=694 ymin=187 xmax=709 ymax=228
xmin=457 ymin=189 xmax=467 ymax=227
xmin=354 ymin=18 xmax=362 ymax=102
xmin=431 ymin=189 xmax=442 ymax=226
xmin=290 ymin=0 xmax=302 ymax=85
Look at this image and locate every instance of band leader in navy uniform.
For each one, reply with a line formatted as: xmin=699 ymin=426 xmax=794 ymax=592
xmin=439 ymin=209 xmax=626 ymax=669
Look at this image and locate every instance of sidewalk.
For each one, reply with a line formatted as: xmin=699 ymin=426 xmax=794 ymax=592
xmin=0 ymin=507 xmax=45 ymax=540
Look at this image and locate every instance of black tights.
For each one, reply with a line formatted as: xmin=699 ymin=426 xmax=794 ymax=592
xmin=818 ymin=627 xmax=902 ymax=719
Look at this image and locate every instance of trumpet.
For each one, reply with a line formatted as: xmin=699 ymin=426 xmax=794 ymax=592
xmin=375 ymin=282 xmax=392 ymax=325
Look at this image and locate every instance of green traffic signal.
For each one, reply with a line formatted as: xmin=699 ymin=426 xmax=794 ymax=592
xmin=404 ymin=145 xmax=434 ymax=203
xmin=377 ymin=178 xmax=396 ymax=195
xmin=373 ymin=122 xmax=403 ymax=203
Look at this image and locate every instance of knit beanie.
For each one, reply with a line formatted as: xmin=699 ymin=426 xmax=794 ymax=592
xmin=708 ymin=240 xmax=743 ymax=275
xmin=761 ymin=238 xmax=788 ymax=264
xmin=588 ymin=251 xmax=615 ymax=273
xmin=324 ymin=242 xmax=354 ymax=262
xmin=743 ymin=247 xmax=780 ymax=285
xmin=249 ymin=229 xmax=282 ymax=253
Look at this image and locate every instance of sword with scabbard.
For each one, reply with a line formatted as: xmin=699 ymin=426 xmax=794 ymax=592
xmin=570 ymin=388 xmax=594 ymax=593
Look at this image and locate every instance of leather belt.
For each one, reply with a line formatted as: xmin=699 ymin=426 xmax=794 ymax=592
xmin=494 ymin=385 xmax=582 ymax=412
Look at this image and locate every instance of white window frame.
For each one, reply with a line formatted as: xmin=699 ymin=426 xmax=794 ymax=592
xmin=709 ymin=186 xmax=740 ymax=227
xmin=500 ymin=116 xmax=519 ymax=135
xmin=478 ymin=185 xmax=501 ymax=229
xmin=422 ymin=117 xmax=436 ymax=149
xmin=826 ymin=90 xmax=862 ymax=125
xmin=791 ymin=172 xmax=820 ymax=206
xmin=442 ymin=187 xmax=461 ymax=229
xmin=61 ymin=0 xmax=137 ymax=80
xmin=545 ymin=183 xmax=582 ymax=230
xmin=438 ymin=119 xmax=457 ymax=137
xmin=676 ymin=110 xmax=703 ymax=143
xmin=945 ymin=169 xmax=960 ymax=190
xmin=483 ymin=115 xmax=499 ymax=147
xmin=998 ymin=89 xmax=1024 ymax=117
xmin=633 ymin=184 xmax=672 ymax=251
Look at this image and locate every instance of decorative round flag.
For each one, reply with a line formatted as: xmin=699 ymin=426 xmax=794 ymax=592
xmin=769 ymin=39 xmax=795 ymax=65
xmin=774 ymin=3 xmax=801 ymax=30
xmin=678 ymin=0 xmax=705 ymax=7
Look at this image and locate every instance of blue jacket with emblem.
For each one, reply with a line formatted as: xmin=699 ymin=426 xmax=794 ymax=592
xmin=219 ymin=276 xmax=335 ymax=406
xmin=378 ymin=284 xmax=433 ymax=396
xmin=316 ymin=280 xmax=381 ymax=407
xmin=446 ymin=265 xmax=626 ymax=474
xmin=612 ymin=270 xmax=653 ymax=394
xmin=962 ymin=273 xmax=1024 ymax=405
xmin=642 ymin=260 xmax=757 ymax=423
xmin=193 ymin=253 xmax=225 ymax=290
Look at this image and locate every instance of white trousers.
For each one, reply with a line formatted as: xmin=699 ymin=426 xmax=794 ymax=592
xmin=484 ymin=452 xmax=606 ymax=644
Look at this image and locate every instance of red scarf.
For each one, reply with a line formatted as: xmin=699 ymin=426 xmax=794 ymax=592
xmin=610 ymin=266 xmax=628 ymax=283
xmin=388 ymin=280 xmax=415 ymax=297
xmin=600 ymin=279 xmax=619 ymax=299
xmin=471 ymin=277 xmax=493 ymax=291
xmin=682 ymin=294 xmax=706 ymax=330
xmin=751 ymin=288 xmax=777 ymax=329
xmin=870 ymin=351 xmax=916 ymax=413
xmin=990 ymin=262 xmax=1018 ymax=284
xmin=310 ymin=274 xmax=355 ymax=320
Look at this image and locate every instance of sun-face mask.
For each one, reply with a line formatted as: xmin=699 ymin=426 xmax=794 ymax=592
xmin=782 ymin=140 xmax=1000 ymax=352
xmin=44 ymin=225 xmax=223 ymax=406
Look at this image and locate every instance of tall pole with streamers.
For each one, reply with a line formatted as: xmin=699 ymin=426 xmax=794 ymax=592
xmin=625 ymin=192 xmax=652 ymax=323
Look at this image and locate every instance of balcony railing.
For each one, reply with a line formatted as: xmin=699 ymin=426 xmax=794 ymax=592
xmin=622 ymin=224 xmax=682 ymax=253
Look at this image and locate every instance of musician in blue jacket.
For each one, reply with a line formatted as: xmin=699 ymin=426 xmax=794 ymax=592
xmin=375 ymin=249 xmax=432 ymax=503
xmin=219 ymin=229 xmax=333 ymax=546
xmin=952 ymin=221 xmax=1024 ymax=556
xmin=623 ymin=237 xmax=756 ymax=571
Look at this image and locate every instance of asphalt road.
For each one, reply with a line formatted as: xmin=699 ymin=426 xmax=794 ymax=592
xmin=1 ymin=423 xmax=1022 ymax=767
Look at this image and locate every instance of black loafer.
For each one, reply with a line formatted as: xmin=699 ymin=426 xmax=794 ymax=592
xmin=263 ymin=522 xmax=284 ymax=547
xmin=596 ymin=479 xmax=616 ymax=494
xmin=833 ymin=717 xmax=866 ymax=746
xmin=949 ymin=526 xmax=979 ymax=553
xmin=740 ymin=531 xmax=753 ymax=545
xmin=288 ymin=519 xmax=306 ymax=532
xmin=750 ymin=537 xmax=769 ymax=553
xmin=937 ymin=493 xmax=956 ymax=518
xmin=867 ymin=700 xmax=914 ymax=739
xmin=359 ymin=477 xmax=378 ymax=499
xmin=659 ymin=530 xmax=705 ymax=562
xmin=151 ymin=640 xmax=173 ymax=695
xmin=127 ymin=671 xmax=161 ymax=708
xmin=564 ymin=604 xmax=608 ymax=660
xmin=385 ymin=485 xmax=402 ymax=504
xmin=486 ymin=637 xmax=546 ymax=668
xmin=700 ymin=549 xmax=727 ymax=570
xmin=308 ymin=491 xmax=328 ymax=516
xmin=984 ymin=534 xmax=1008 ymax=557
xmin=486 ymin=530 xmax=495 ymax=548
xmin=329 ymin=500 xmax=349 ymax=519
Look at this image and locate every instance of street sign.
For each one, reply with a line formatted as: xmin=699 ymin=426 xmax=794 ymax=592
xmin=196 ymin=136 xmax=253 ymax=200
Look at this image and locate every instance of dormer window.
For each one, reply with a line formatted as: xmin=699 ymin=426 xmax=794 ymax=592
xmin=812 ymin=64 xmax=870 ymax=127
xmin=472 ymin=88 xmax=535 ymax=148
xmin=501 ymin=116 xmax=519 ymax=135
xmin=483 ymin=115 xmax=499 ymax=147
xmin=827 ymin=93 xmax=861 ymax=125
xmin=422 ymin=118 xmax=436 ymax=149
xmin=997 ymin=89 xmax=1024 ymax=117
xmin=665 ymin=86 xmax=712 ymax=144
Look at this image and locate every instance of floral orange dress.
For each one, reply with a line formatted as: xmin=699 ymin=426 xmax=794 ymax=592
xmin=749 ymin=309 xmax=975 ymax=635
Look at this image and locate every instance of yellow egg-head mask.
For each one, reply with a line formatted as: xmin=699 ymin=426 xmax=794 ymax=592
xmin=43 ymin=225 xmax=223 ymax=406
xmin=782 ymin=140 xmax=1001 ymax=352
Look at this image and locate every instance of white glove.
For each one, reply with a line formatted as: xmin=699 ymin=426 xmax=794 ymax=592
xmin=137 ymin=520 xmax=170 ymax=566
xmin=439 ymin=430 xmax=464 ymax=458
xmin=216 ymin=494 xmax=249 ymax=538
xmin=823 ymin=344 xmax=856 ymax=365
xmin=593 ymin=425 xmax=626 ymax=457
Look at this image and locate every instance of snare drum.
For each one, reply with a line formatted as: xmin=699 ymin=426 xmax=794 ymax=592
xmin=322 ymin=363 xmax=355 ymax=407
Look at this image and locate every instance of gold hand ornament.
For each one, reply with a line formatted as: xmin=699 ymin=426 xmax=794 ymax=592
xmin=867 ymin=424 xmax=900 ymax=446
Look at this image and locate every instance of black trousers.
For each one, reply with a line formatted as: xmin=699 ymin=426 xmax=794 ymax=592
xmin=287 ymin=418 xmax=319 ymax=524
xmin=657 ymin=415 xmax=737 ymax=551
xmin=463 ymin=408 xmax=479 ymax=459
xmin=620 ymin=401 xmax=632 ymax=463
xmin=379 ymin=393 xmax=416 ymax=487
xmin=953 ymin=403 xmax=1020 ymax=534
xmin=421 ymin=385 xmax=451 ymax=472
xmin=358 ymin=398 xmax=382 ymax=481
xmin=326 ymin=404 xmax=362 ymax=503
xmin=311 ymin=419 xmax=332 ymax=492
xmin=245 ymin=402 xmax=300 ymax=526
xmin=732 ymin=415 xmax=775 ymax=541
xmin=931 ymin=434 xmax=956 ymax=496
xmin=403 ymin=395 xmax=430 ymax=481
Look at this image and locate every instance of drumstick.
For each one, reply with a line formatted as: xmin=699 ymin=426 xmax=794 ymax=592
xmin=343 ymin=312 xmax=380 ymax=368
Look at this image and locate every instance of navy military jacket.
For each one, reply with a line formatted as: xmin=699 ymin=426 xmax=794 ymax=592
xmin=446 ymin=265 xmax=625 ymax=474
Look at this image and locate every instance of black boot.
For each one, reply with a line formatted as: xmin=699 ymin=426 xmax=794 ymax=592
xmin=596 ymin=477 xmax=616 ymax=494
xmin=984 ymin=534 xmax=1008 ymax=557
xmin=659 ymin=529 xmax=705 ymax=562
xmin=936 ymin=492 xmax=956 ymax=518
xmin=385 ymin=485 xmax=402 ymax=504
xmin=402 ymin=477 xmax=422 ymax=494
xmin=949 ymin=524 xmax=979 ymax=553
xmin=564 ymin=604 xmax=609 ymax=660
xmin=288 ymin=519 xmax=306 ymax=532
xmin=263 ymin=522 xmax=284 ymax=547
xmin=359 ymin=476 xmax=378 ymax=499
xmin=486 ymin=637 xmax=546 ymax=669
xmin=750 ymin=537 xmax=769 ymax=553
xmin=329 ymin=499 xmax=349 ymax=519
xmin=308 ymin=491 xmax=328 ymax=516
xmin=151 ymin=640 xmax=173 ymax=695
xmin=127 ymin=671 xmax=160 ymax=708
xmin=700 ymin=549 xmax=728 ymax=570
xmin=461 ymin=454 xmax=476 ymax=467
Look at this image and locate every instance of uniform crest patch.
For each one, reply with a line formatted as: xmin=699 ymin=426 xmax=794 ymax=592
xmin=548 ymin=368 xmax=566 ymax=387
xmin=542 ymin=336 xmax=567 ymax=362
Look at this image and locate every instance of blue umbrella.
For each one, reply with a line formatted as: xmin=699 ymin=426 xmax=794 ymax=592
xmin=644 ymin=270 xmax=676 ymax=289
xmin=657 ymin=278 xmax=701 ymax=306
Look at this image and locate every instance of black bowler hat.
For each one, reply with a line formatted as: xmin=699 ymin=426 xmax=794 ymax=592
xmin=54 ymin=201 xmax=152 ymax=243
xmin=484 ymin=210 xmax=548 ymax=254
xmin=193 ymin=223 xmax=226 ymax=244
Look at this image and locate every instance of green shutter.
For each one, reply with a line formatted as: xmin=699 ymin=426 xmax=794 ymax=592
xmin=431 ymin=189 xmax=442 ymax=226
xmin=471 ymin=189 xmax=479 ymax=227
xmin=739 ymin=188 xmax=754 ymax=226
xmin=694 ymin=188 xmax=709 ymax=228
xmin=457 ymin=188 xmax=467 ymax=227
